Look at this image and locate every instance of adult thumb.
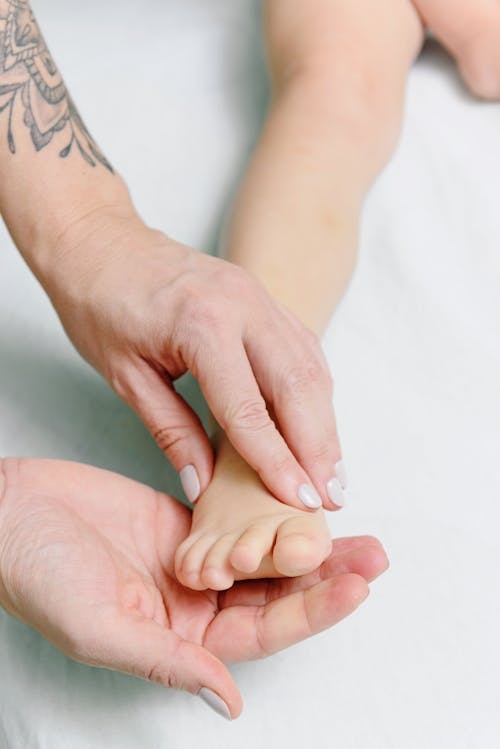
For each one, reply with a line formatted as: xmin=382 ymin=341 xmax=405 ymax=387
xmin=99 ymin=615 xmax=242 ymax=720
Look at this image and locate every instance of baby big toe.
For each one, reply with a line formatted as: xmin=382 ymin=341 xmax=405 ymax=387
xmin=273 ymin=518 xmax=331 ymax=577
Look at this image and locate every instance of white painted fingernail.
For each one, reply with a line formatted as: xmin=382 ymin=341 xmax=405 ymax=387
xmin=335 ymin=460 xmax=348 ymax=489
xmin=298 ymin=483 xmax=322 ymax=509
xmin=198 ymin=687 xmax=232 ymax=720
xmin=327 ymin=477 xmax=346 ymax=508
xmin=180 ymin=464 xmax=201 ymax=503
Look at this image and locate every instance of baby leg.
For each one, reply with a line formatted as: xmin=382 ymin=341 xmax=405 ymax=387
xmin=176 ymin=0 xmax=424 ymax=590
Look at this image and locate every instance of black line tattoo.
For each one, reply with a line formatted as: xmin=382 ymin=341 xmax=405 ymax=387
xmin=0 ymin=0 xmax=113 ymax=171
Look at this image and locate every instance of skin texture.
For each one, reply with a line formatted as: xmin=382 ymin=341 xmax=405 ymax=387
xmin=0 ymin=457 xmax=388 ymax=719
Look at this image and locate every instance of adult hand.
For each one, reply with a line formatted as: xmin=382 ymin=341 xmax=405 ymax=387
xmin=43 ymin=207 xmax=345 ymax=511
xmin=0 ymin=458 xmax=386 ymax=719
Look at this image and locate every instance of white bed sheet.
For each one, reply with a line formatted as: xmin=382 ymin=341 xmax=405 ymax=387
xmin=1 ymin=1 xmax=499 ymax=747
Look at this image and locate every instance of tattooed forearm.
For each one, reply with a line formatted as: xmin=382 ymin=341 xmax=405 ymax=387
xmin=0 ymin=0 xmax=112 ymax=171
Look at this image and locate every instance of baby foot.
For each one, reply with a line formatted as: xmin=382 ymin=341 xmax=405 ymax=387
xmin=415 ymin=0 xmax=500 ymax=99
xmin=175 ymin=439 xmax=332 ymax=591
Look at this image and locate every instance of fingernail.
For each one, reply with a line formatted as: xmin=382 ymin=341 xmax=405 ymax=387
xmin=198 ymin=687 xmax=232 ymax=720
xmin=335 ymin=459 xmax=348 ymax=489
xmin=180 ymin=464 xmax=201 ymax=503
xmin=298 ymin=484 xmax=322 ymax=509
xmin=327 ymin=477 xmax=346 ymax=508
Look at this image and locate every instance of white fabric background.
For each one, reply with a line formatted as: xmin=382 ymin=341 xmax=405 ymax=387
xmin=1 ymin=1 xmax=499 ymax=747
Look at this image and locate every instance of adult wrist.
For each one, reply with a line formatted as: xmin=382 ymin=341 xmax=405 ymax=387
xmin=11 ymin=175 xmax=136 ymax=290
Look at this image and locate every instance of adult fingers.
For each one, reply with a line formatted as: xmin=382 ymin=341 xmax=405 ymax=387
xmin=195 ymin=334 xmax=324 ymax=511
xmin=247 ymin=316 xmax=347 ymax=511
xmin=219 ymin=536 xmax=389 ymax=609
xmin=206 ymin=573 xmax=369 ymax=664
xmin=109 ymin=360 xmax=213 ymax=503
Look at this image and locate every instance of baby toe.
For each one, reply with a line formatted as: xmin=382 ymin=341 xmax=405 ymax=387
xmin=175 ymin=533 xmax=217 ymax=590
xmin=201 ymin=534 xmax=239 ymax=591
xmin=273 ymin=516 xmax=332 ymax=577
xmin=229 ymin=523 xmax=276 ymax=574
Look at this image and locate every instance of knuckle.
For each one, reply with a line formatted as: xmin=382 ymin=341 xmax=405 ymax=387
xmin=174 ymin=274 xmax=225 ymax=331
xmin=224 ymin=397 xmax=271 ymax=433
xmin=282 ymin=361 xmax=324 ymax=395
xmin=147 ymin=637 xmax=186 ymax=689
xmin=188 ymin=296 xmax=224 ymax=330
xmin=147 ymin=661 xmax=177 ymax=688
xmin=270 ymin=450 xmax=296 ymax=476
xmin=306 ymin=441 xmax=332 ymax=464
xmin=180 ymin=264 xmax=258 ymax=335
xmin=107 ymin=360 xmax=149 ymax=402
xmin=152 ymin=424 xmax=190 ymax=457
xmin=217 ymin=263 xmax=253 ymax=295
xmin=217 ymin=264 xmax=263 ymax=314
xmin=108 ymin=367 xmax=131 ymax=400
xmin=300 ymin=329 xmax=331 ymax=371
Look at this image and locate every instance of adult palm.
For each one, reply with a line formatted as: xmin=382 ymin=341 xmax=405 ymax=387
xmin=0 ymin=458 xmax=387 ymax=719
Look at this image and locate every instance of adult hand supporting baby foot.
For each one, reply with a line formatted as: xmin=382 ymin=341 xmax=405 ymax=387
xmin=0 ymin=458 xmax=387 ymax=720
